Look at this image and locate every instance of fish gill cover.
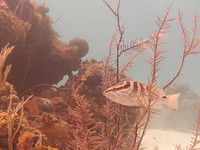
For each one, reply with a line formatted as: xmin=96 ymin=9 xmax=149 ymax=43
xmin=0 ymin=0 xmax=200 ymax=150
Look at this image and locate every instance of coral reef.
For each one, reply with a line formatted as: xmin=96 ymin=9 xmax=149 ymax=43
xmin=17 ymin=131 xmax=40 ymax=150
xmin=39 ymin=123 xmax=68 ymax=149
xmin=0 ymin=0 xmax=90 ymax=149
xmin=0 ymin=75 xmax=57 ymax=149
xmin=0 ymin=59 xmax=136 ymax=149
xmin=0 ymin=0 xmax=199 ymax=149
xmin=0 ymin=0 xmax=89 ymax=94
xmin=63 ymin=60 xmax=138 ymax=148
xmin=0 ymin=109 xmax=42 ymax=149
xmin=0 ymin=82 xmax=20 ymax=111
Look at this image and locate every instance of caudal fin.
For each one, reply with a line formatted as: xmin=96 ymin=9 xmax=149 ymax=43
xmin=165 ymin=93 xmax=180 ymax=111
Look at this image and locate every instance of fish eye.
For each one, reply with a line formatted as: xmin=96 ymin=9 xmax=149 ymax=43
xmin=162 ymin=96 xmax=167 ymax=99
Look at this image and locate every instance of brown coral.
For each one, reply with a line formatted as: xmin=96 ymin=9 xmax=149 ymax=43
xmin=68 ymin=38 xmax=89 ymax=58
xmin=0 ymin=111 xmax=25 ymax=149
xmin=17 ymin=130 xmax=44 ymax=150
xmin=0 ymin=82 xmax=20 ymax=110
xmin=39 ymin=123 xmax=68 ymax=149
xmin=0 ymin=4 xmax=31 ymax=48
xmin=0 ymin=112 xmax=9 ymax=148
xmin=0 ymin=0 xmax=89 ymax=95
xmin=24 ymin=97 xmax=42 ymax=117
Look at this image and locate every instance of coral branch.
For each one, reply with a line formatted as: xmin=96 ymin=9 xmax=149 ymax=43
xmin=102 ymin=33 xmax=117 ymax=88
xmin=103 ymin=0 xmax=156 ymax=149
xmin=189 ymin=102 xmax=200 ymax=149
xmin=133 ymin=3 xmax=174 ymax=149
xmin=103 ymin=1 xmax=199 ymax=149
xmin=118 ymin=38 xmax=150 ymax=57
xmin=7 ymin=86 xmax=32 ymax=150
xmin=163 ymin=10 xmax=200 ymax=90
xmin=102 ymin=1 xmax=124 ymax=148
xmin=0 ymin=44 xmax=14 ymax=89
xmin=103 ymin=0 xmax=149 ymax=83
xmin=103 ymin=0 xmax=117 ymax=16
xmin=68 ymin=83 xmax=103 ymax=149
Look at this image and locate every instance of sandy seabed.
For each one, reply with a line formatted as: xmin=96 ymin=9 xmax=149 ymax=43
xmin=141 ymin=129 xmax=193 ymax=150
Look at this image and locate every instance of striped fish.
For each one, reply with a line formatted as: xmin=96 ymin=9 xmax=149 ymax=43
xmin=103 ymin=81 xmax=180 ymax=110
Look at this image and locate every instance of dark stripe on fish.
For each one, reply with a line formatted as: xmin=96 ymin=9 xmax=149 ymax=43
xmin=146 ymin=85 xmax=150 ymax=91
xmin=130 ymin=81 xmax=138 ymax=95
xmin=115 ymin=81 xmax=131 ymax=91
xmin=139 ymin=83 xmax=145 ymax=94
xmin=104 ymin=81 xmax=131 ymax=93
xmin=133 ymin=82 xmax=138 ymax=92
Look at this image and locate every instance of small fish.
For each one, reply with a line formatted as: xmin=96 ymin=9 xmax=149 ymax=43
xmin=103 ymin=81 xmax=180 ymax=110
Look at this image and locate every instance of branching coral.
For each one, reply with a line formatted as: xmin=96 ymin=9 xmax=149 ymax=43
xmin=133 ymin=3 xmax=175 ymax=149
xmin=7 ymin=87 xmax=33 ymax=150
xmin=102 ymin=0 xmax=151 ymax=148
xmin=163 ymin=10 xmax=200 ymax=90
xmin=0 ymin=44 xmax=14 ymax=90
xmin=0 ymin=38 xmax=57 ymax=150
xmin=103 ymin=0 xmax=150 ymax=83
xmin=0 ymin=110 xmax=27 ymax=149
xmin=102 ymin=0 xmax=150 ymax=149
xmin=67 ymin=83 xmax=104 ymax=150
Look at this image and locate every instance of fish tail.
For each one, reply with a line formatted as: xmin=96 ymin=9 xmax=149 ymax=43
xmin=165 ymin=93 xmax=180 ymax=110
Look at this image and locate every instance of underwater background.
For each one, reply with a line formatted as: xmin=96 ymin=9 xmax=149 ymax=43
xmin=0 ymin=0 xmax=200 ymax=150
xmin=37 ymin=0 xmax=200 ymax=94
